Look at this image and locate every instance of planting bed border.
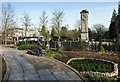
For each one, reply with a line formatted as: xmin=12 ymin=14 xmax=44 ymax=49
xmin=1 ymin=54 xmax=10 ymax=81
xmin=66 ymin=57 xmax=118 ymax=77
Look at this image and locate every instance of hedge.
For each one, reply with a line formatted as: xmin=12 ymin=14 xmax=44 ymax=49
xmin=17 ymin=43 xmax=37 ymax=50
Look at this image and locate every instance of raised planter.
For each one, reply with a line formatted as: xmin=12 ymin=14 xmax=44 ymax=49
xmin=66 ymin=57 xmax=118 ymax=77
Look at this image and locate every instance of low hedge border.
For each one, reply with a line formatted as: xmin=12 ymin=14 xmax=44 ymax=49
xmin=66 ymin=57 xmax=118 ymax=77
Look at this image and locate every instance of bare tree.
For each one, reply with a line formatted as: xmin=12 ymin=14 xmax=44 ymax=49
xmin=39 ymin=11 xmax=48 ymax=28
xmin=39 ymin=11 xmax=50 ymax=47
xmin=21 ymin=12 xmax=32 ymax=36
xmin=74 ymin=20 xmax=81 ymax=39
xmin=74 ymin=19 xmax=81 ymax=29
xmin=2 ymin=3 xmax=15 ymax=45
xmin=93 ymin=24 xmax=107 ymax=40
xmin=39 ymin=11 xmax=48 ymax=39
xmin=51 ymin=10 xmax=64 ymax=51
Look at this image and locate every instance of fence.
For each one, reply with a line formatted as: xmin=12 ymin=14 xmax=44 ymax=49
xmin=17 ymin=40 xmax=118 ymax=51
xmin=49 ymin=41 xmax=118 ymax=51
xmin=49 ymin=41 xmax=88 ymax=50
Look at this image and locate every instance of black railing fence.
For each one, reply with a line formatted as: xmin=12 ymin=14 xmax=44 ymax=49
xmin=49 ymin=41 xmax=118 ymax=51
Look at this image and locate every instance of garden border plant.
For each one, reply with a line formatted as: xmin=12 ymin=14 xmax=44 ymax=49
xmin=66 ymin=57 xmax=118 ymax=77
xmin=1 ymin=54 xmax=10 ymax=81
xmin=46 ymin=50 xmax=70 ymax=63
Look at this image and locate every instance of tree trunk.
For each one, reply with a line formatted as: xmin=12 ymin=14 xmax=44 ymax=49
xmin=4 ymin=30 xmax=7 ymax=45
xmin=57 ymin=36 xmax=61 ymax=51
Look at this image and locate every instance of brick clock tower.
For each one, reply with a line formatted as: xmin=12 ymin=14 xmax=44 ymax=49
xmin=80 ymin=9 xmax=89 ymax=42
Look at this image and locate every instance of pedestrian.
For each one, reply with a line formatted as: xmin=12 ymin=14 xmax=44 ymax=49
xmin=37 ymin=38 xmax=42 ymax=56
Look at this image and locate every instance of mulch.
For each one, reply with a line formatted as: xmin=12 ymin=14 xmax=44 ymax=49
xmin=64 ymin=50 xmax=118 ymax=63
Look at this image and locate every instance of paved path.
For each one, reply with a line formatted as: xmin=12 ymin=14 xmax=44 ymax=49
xmin=0 ymin=45 xmax=3 ymax=82
xmin=0 ymin=55 xmax=2 ymax=82
xmin=1 ymin=45 xmax=85 ymax=82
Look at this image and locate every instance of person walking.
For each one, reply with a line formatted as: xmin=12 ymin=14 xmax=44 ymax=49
xmin=37 ymin=38 xmax=42 ymax=56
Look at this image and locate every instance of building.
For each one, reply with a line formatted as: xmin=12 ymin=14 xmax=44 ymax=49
xmin=1 ymin=27 xmax=43 ymax=44
xmin=2 ymin=27 xmax=23 ymax=44
xmin=0 ymin=30 xmax=2 ymax=44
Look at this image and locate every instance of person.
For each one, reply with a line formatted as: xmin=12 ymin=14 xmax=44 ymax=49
xmin=37 ymin=38 xmax=42 ymax=56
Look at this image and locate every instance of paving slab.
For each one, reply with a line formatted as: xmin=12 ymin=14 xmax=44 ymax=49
xmin=4 ymin=54 xmax=24 ymax=80
xmin=38 ymin=69 xmax=56 ymax=80
xmin=53 ymin=71 xmax=72 ymax=80
xmin=24 ymin=54 xmax=85 ymax=81
xmin=16 ymin=56 xmax=40 ymax=80
xmin=1 ymin=45 xmax=85 ymax=82
xmin=40 ymin=74 xmax=56 ymax=80
xmin=38 ymin=69 xmax=52 ymax=76
xmin=1 ymin=46 xmax=40 ymax=80
xmin=66 ymin=71 xmax=82 ymax=80
xmin=0 ymin=55 xmax=2 ymax=81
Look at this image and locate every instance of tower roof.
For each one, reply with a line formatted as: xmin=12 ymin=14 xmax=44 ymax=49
xmin=80 ymin=9 xmax=89 ymax=14
xmin=119 ymin=1 xmax=120 ymax=5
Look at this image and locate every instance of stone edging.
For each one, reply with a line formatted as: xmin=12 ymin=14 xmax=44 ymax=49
xmin=48 ymin=57 xmax=90 ymax=82
xmin=66 ymin=57 xmax=118 ymax=77
xmin=1 ymin=54 xmax=10 ymax=82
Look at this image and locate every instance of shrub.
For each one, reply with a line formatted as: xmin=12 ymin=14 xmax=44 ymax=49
xmin=87 ymin=75 xmax=117 ymax=82
xmin=68 ymin=59 xmax=114 ymax=73
xmin=98 ymin=41 xmax=105 ymax=52
xmin=17 ymin=43 xmax=37 ymax=50
xmin=47 ymin=50 xmax=69 ymax=63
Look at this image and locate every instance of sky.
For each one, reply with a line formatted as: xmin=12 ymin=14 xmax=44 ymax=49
xmin=2 ymin=2 xmax=119 ymax=30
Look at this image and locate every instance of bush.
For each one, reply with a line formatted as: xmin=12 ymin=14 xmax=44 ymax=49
xmin=87 ymin=75 xmax=117 ymax=82
xmin=47 ymin=51 xmax=69 ymax=62
xmin=47 ymin=51 xmax=61 ymax=59
xmin=68 ymin=59 xmax=114 ymax=73
xmin=17 ymin=43 xmax=37 ymax=50
xmin=98 ymin=41 xmax=105 ymax=52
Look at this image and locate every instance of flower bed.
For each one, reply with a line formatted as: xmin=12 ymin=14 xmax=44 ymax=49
xmin=67 ymin=58 xmax=118 ymax=77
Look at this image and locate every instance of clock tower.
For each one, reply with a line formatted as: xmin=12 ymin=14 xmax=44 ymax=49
xmin=80 ymin=9 xmax=89 ymax=41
